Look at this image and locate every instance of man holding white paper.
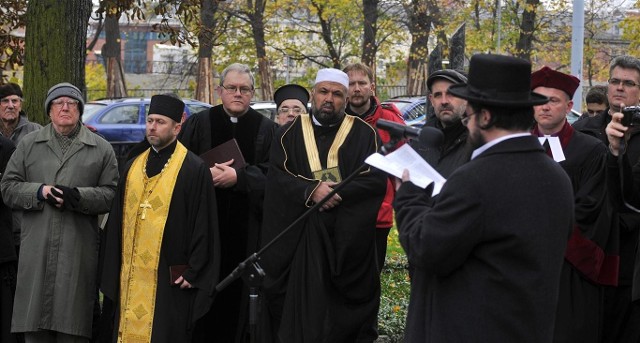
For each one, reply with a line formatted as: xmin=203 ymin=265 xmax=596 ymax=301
xmin=394 ymin=54 xmax=574 ymax=342
xmin=531 ymin=66 xmax=615 ymax=343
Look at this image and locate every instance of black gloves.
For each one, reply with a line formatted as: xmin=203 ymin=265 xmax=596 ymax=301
xmin=50 ymin=185 xmax=81 ymax=210
xmin=45 ymin=193 xmax=60 ymax=207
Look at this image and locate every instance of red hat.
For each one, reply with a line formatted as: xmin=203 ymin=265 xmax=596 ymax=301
xmin=531 ymin=66 xmax=580 ymax=98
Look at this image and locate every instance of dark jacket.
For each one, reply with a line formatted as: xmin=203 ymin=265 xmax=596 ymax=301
xmin=346 ymin=96 xmax=405 ymax=228
xmin=574 ymin=110 xmax=640 ymax=286
xmin=411 ymin=116 xmax=472 ymax=178
xmin=394 ymin=135 xmax=574 ymax=343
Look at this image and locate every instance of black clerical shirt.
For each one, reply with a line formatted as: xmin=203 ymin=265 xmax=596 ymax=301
xmin=146 ymin=140 xmax=178 ymax=177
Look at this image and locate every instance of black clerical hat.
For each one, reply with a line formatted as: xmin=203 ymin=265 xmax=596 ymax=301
xmin=448 ymin=54 xmax=549 ymax=108
xmin=148 ymin=94 xmax=185 ymax=122
xmin=274 ymin=84 xmax=310 ymax=110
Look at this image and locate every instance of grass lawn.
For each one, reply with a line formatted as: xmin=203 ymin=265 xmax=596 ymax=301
xmin=378 ymin=226 xmax=410 ymax=342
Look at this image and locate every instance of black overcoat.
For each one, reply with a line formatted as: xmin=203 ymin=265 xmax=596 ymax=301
xmin=394 ymin=135 xmax=574 ymax=343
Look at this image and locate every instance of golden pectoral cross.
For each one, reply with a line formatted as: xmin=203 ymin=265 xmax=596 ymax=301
xmin=140 ymin=200 xmax=152 ymax=220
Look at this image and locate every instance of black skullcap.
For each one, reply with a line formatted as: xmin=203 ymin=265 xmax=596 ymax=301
xmin=274 ymin=84 xmax=310 ymax=109
xmin=148 ymin=94 xmax=185 ymax=122
xmin=0 ymin=83 xmax=23 ymax=100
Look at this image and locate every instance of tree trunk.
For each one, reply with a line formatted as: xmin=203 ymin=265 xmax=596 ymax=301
xmin=196 ymin=0 xmax=218 ymax=104
xmin=362 ymin=0 xmax=379 ymax=75
xmin=249 ymin=0 xmax=273 ymax=100
xmin=311 ymin=0 xmax=341 ymax=68
xmin=24 ymin=0 xmax=92 ymax=124
xmin=515 ymin=0 xmax=539 ymax=61
xmin=406 ymin=0 xmax=431 ymax=95
xmin=104 ymin=13 xmax=127 ymax=98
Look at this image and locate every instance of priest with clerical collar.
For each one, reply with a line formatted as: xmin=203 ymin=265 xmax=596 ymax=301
xmin=531 ymin=66 xmax=617 ymax=343
xmin=100 ymin=94 xmax=221 ymax=343
xmin=259 ymin=68 xmax=387 ymax=342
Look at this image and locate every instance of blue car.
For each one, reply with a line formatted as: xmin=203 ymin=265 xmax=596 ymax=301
xmin=82 ymin=97 xmax=212 ymax=144
xmin=381 ymin=96 xmax=428 ymax=127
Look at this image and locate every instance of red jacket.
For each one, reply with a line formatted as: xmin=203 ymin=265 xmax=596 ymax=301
xmin=347 ymin=96 xmax=406 ymax=228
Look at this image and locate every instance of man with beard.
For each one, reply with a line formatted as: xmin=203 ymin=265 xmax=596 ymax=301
xmin=178 ymin=63 xmax=277 ymax=342
xmin=573 ymin=55 xmax=640 ymax=342
xmin=394 ymin=54 xmax=574 ymax=342
xmin=415 ymin=69 xmax=472 ymax=178
xmin=99 ymin=94 xmax=219 ymax=343
xmin=343 ymin=62 xmax=405 ymax=341
xmin=531 ymin=66 xmax=615 ymax=343
xmin=343 ymin=62 xmax=405 ymax=268
xmin=260 ymin=68 xmax=387 ymax=342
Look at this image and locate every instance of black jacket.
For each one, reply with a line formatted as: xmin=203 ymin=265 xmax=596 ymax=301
xmin=395 ymin=135 xmax=574 ymax=343
xmin=411 ymin=118 xmax=472 ymax=178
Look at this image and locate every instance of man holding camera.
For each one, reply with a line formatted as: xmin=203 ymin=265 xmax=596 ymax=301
xmin=584 ymin=55 xmax=640 ymax=342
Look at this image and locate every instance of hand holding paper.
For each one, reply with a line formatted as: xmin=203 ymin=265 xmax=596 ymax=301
xmin=365 ymin=144 xmax=446 ymax=195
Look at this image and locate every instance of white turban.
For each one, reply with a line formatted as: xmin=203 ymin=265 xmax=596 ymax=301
xmin=314 ymin=68 xmax=349 ymax=89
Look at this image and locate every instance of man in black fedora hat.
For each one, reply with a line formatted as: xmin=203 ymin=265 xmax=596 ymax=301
xmin=394 ymin=54 xmax=575 ymax=342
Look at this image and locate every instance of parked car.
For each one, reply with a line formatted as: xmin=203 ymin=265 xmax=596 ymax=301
xmin=250 ymin=101 xmax=277 ymax=121
xmin=567 ymin=109 xmax=582 ymax=124
xmin=83 ymin=97 xmax=211 ymax=170
xmin=382 ymin=96 xmax=428 ymax=127
xmin=82 ymin=97 xmax=212 ymax=143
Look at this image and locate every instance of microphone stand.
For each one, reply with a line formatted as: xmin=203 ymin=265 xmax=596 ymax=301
xmin=213 ymin=135 xmax=403 ymax=343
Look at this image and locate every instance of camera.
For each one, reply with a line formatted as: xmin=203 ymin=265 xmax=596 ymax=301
xmin=622 ymin=106 xmax=640 ymax=127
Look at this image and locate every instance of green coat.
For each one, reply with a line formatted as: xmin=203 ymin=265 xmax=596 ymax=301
xmin=1 ymin=124 xmax=118 ymax=338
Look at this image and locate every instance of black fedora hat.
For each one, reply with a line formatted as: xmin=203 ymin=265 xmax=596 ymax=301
xmin=448 ymin=54 xmax=549 ymax=108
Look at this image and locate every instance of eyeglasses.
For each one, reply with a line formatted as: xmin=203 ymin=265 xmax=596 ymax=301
xmin=608 ymin=78 xmax=640 ymax=88
xmin=278 ymin=107 xmax=305 ymax=115
xmin=51 ymin=99 xmax=80 ymax=108
xmin=461 ymin=112 xmax=476 ymax=126
xmin=0 ymin=98 xmax=22 ymax=106
xmin=221 ymin=85 xmax=254 ymax=95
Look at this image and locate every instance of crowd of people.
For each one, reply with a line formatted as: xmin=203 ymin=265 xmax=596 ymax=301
xmin=1 ymin=53 xmax=640 ymax=343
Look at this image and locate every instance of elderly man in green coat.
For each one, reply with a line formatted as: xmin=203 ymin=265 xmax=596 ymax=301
xmin=1 ymin=83 xmax=119 ymax=342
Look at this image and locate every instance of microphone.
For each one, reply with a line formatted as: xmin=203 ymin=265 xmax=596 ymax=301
xmin=376 ymin=119 xmax=444 ymax=147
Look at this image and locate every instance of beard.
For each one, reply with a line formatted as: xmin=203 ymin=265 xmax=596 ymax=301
xmin=468 ymin=128 xmax=486 ymax=150
xmin=147 ymin=134 xmax=174 ymax=150
xmin=436 ymin=103 xmax=465 ymax=127
xmin=312 ymin=102 xmax=345 ymax=126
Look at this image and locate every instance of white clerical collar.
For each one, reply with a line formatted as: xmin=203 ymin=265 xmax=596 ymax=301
xmin=537 ymin=136 xmax=565 ymax=162
xmin=471 ymin=133 xmax=531 ymax=160
xmin=230 ymin=116 xmax=238 ymax=123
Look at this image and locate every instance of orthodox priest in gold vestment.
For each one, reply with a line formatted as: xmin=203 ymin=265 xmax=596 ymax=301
xmin=99 ymin=94 xmax=220 ymax=343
